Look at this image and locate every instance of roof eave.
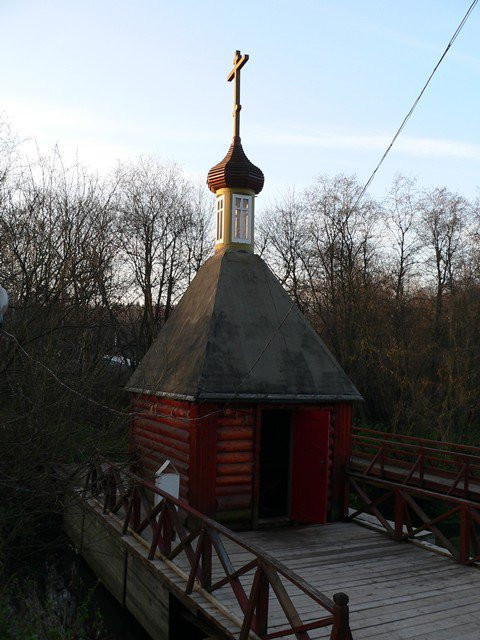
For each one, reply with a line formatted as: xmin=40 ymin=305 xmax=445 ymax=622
xmin=126 ymin=386 xmax=363 ymax=403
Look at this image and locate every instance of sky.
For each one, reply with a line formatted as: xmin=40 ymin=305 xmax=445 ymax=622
xmin=1 ymin=0 xmax=479 ymax=206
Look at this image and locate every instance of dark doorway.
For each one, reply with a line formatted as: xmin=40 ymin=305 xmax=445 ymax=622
xmin=259 ymin=410 xmax=291 ymax=518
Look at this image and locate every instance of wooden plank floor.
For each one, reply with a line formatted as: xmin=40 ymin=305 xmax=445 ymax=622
xmin=172 ymin=522 xmax=480 ymax=639
xmin=226 ymin=523 xmax=480 ymax=639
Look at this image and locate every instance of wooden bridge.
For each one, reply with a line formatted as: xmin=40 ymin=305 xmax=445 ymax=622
xmin=64 ymin=428 xmax=480 ymax=639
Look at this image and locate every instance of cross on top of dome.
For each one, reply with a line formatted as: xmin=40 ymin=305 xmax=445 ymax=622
xmin=228 ymin=50 xmax=249 ymax=139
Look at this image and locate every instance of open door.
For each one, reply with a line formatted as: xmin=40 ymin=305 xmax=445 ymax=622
xmin=291 ymin=408 xmax=330 ymax=524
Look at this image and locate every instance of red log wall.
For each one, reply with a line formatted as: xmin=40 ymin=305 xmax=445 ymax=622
xmin=130 ymin=394 xmax=192 ymax=501
xmin=130 ymin=398 xmax=255 ymax=517
xmin=213 ymin=406 xmax=256 ymax=516
xmin=130 ymin=395 xmax=353 ymax=523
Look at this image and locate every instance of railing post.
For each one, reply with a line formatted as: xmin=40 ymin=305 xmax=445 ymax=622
xmin=82 ymin=467 xmax=92 ymax=498
xmin=419 ymin=445 xmax=424 ymax=487
xmin=460 ymin=504 xmax=470 ymax=564
xmin=132 ymin=485 xmax=141 ymax=531
xmin=107 ymin=471 xmax=117 ymax=512
xmin=201 ymin=533 xmax=212 ymax=589
xmin=254 ymin=565 xmax=269 ymax=636
xmin=102 ymin=472 xmax=112 ymax=513
xmin=163 ymin=503 xmax=173 ymax=556
xmin=330 ymin=592 xmax=353 ymax=640
xmin=394 ymin=489 xmax=405 ymax=540
xmin=91 ymin=467 xmax=98 ymax=495
xmin=465 ymin=458 xmax=470 ymax=497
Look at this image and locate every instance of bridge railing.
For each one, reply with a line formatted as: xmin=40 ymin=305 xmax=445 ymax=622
xmin=351 ymin=426 xmax=480 ymax=498
xmin=348 ymin=427 xmax=480 ymax=564
xmin=82 ymin=458 xmax=353 ymax=640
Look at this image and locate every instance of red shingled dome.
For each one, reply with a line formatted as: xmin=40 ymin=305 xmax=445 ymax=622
xmin=207 ymin=136 xmax=264 ymax=195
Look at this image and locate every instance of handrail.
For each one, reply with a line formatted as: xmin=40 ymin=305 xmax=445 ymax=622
xmin=353 ymin=426 xmax=480 ymax=456
xmin=347 ymin=471 xmax=480 ymax=565
xmin=82 ymin=458 xmax=353 ymax=640
xmin=353 ymin=435 xmax=480 ymax=469
xmin=350 ymin=427 xmax=480 ymax=499
xmin=348 ymin=470 xmax=480 ymax=510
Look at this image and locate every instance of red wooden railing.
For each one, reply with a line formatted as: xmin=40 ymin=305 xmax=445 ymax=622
xmin=351 ymin=426 xmax=480 ymax=498
xmin=348 ymin=427 xmax=480 ymax=564
xmin=82 ymin=458 xmax=353 ymax=640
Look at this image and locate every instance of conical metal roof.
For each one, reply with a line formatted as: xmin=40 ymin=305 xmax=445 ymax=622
xmin=126 ymin=251 xmax=362 ymax=403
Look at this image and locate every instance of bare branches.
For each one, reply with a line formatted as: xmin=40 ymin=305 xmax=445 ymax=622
xmin=114 ymin=158 xmax=213 ymax=353
xmin=257 ymin=174 xmax=480 ymax=441
xmin=0 ymin=147 xmax=212 ymax=576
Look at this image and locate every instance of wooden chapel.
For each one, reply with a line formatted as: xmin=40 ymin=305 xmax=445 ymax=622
xmin=126 ymin=51 xmax=362 ymax=527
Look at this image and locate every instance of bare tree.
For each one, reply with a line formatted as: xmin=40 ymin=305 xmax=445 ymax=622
xmin=419 ymin=187 xmax=469 ymax=341
xmin=304 ymin=175 xmax=381 ymax=370
xmin=257 ymin=190 xmax=309 ymax=310
xmin=115 ymin=158 xmax=212 ymax=356
xmin=384 ymin=175 xmax=422 ymax=303
xmin=0 ymin=149 xmax=129 ymax=581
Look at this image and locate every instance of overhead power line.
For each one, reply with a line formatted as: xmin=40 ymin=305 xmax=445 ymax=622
xmin=350 ymin=0 xmax=478 ymax=214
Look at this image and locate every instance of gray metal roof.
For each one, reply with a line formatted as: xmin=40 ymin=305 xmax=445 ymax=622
xmin=126 ymin=250 xmax=362 ymax=402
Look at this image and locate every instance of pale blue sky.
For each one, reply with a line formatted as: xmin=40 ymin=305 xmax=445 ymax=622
xmin=1 ymin=0 xmax=479 ymax=204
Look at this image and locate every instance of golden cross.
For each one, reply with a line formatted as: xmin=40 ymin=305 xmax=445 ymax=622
xmin=227 ymin=50 xmax=249 ymax=139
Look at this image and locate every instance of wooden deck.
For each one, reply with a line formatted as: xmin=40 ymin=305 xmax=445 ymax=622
xmin=194 ymin=522 xmax=480 ymax=639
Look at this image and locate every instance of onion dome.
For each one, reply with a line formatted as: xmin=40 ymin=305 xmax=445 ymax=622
xmin=207 ymin=136 xmax=264 ymax=195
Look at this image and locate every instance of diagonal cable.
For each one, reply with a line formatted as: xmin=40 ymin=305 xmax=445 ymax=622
xmin=350 ymin=0 xmax=478 ymax=215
